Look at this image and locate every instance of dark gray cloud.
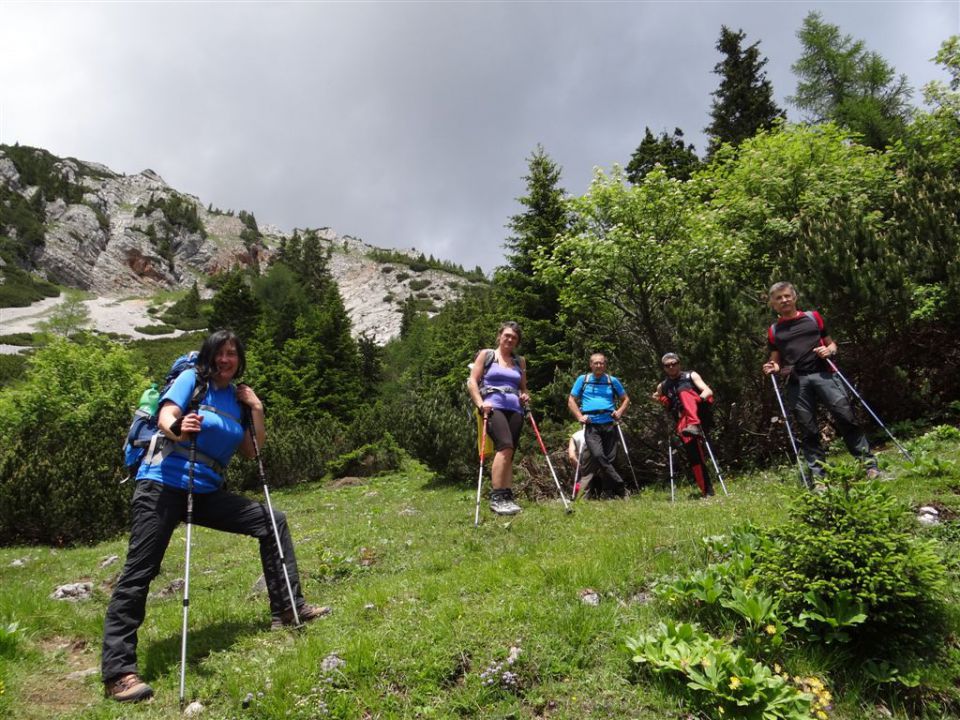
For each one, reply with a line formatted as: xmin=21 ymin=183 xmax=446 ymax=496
xmin=1 ymin=1 xmax=956 ymax=271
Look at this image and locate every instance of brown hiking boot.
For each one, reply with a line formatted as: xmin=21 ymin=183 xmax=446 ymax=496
xmin=104 ymin=673 xmax=154 ymax=703
xmin=270 ymin=603 xmax=331 ymax=630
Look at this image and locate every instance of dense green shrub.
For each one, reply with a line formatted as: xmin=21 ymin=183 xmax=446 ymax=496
xmin=133 ymin=323 xmax=175 ymax=335
xmin=128 ymin=332 xmax=206 ymax=382
xmin=0 ymin=338 xmax=145 ymax=545
xmin=328 ymin=432 xmax=405 ymax=479
xmin=0 ymin=355 xmax=28 ymax=388
xmin=378 ymin=389 xmax=475 ymax=484
xmin=225 ymin=414 xmax=346 ymax=491
xmin=755 ymin=466 xmax=948 ymax=658
xmin=0 ymin=260 xmax=60 ymax=308
xmin=408 ymin=278 xmax=431 ymax=291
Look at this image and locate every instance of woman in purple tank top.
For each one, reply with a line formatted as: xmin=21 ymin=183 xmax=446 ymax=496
xmin=467 ymin=321 xmax=529 ymax=515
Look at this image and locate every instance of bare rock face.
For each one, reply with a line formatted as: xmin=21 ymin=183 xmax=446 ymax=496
xmin=1 ymin=146 xmax=485 ymax=342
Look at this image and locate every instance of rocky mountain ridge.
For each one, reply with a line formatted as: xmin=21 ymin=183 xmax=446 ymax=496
xmin=0 ymin=145 xmax=485 ymax=342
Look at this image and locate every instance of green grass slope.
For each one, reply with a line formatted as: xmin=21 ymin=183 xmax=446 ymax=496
xmin=1 ymin=430 xmax=958 ymax=719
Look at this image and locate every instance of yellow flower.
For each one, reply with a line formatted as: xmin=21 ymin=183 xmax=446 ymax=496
xmin=729 ymin=676 xmax=741 ymax=690
xmin=773 ymin=663 xmax=782 ymax=673
xmin=718 ymin=707 xmax=725 ymax=715
xmin=764 ymin=624 xmax=776 ymax=635
xmin=816 ymin=711 xmax=828 ymax=720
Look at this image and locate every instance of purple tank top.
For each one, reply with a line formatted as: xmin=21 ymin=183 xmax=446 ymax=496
xmin=482 ymin=360 xmax=523 ymax=413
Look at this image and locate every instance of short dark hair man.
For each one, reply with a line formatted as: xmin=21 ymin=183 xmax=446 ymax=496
xmin=652 ymin=353 xmax=716 ymax=497
xmin=567 ymin=353 xmax=630 ymax=498
xmin=762 ymin=281 xmax=879 ymax=480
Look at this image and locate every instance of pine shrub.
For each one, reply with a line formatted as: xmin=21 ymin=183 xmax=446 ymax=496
xmin=754 ymin=466 xmax=948 ymax=659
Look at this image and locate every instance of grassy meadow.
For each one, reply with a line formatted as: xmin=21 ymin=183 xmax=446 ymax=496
xmin=1 ymin=429 xmax=958 ymax=720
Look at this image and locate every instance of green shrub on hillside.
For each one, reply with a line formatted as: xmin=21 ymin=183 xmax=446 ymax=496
xmin=226 ymin=414 xmax=346 ymax=491
xmin=755 ymin=469 xmax=948 ymax=659
xmin=0 ymin=338 xmax=144 ymax=545
xmin=328 ymin=433 xmax=405 ymax=479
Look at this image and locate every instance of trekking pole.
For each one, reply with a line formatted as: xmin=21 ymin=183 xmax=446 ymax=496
xmin=246 ymin=407 xmax=301 ymax=628
xmin=474 ymin=413 xmax=488 ymax=527
xmin=824 ymin=358 xmax=913 ymax=461
xmin=571 ymin=423 xmax=586 ymax=500
xmin=525 ymin=408 xmax=572 ymax=513
xmin=178 ymin=417 xmax=197 ymax=708
xmin=615 ymin=422 xmax=641 ymax=493
xmin=769 ymin=374 xmax=810 ymax=489
xmin=667 ymin=434 xmax=675 ymax=503
xmin=700 ymin=432 xmax=729 ymax=496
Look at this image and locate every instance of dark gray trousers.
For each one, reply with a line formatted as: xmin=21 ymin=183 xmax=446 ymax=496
xmin=101 ymin=480 xmax=303 ymax=682
xmin=785 ymin=371 xmax=876 ymax=476
xmin=584 ymin=423 xmax=625 ymax=496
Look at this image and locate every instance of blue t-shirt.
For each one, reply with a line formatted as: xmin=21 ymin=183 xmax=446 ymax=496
xmin=569 ymin=373 xmax=626 ymax=425
xmin=136 ymin=369 xmax=245 ymax=492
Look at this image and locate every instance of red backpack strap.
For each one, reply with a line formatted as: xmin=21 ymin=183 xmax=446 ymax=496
xmin=768 ymin=323 xmax=777 ymax=346
xmin=807 ymin=310 xmax=824 ymax=332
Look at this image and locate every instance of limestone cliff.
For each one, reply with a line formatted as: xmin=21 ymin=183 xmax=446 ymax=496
xmin=0 ymin=145 xmax=484 ymax=341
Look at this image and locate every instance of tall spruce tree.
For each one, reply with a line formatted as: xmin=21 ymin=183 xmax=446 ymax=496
xmin=626 ymin=127 xmax=700 ymax=183
xmin=789 ymin=12 xmax=912 ymax=150
xmin=496 ymin=145 xmax=570 ymax=390
xmin=706 ymin=26 xmax=784 ymax=155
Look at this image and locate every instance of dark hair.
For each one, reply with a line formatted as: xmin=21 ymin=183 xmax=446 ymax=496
xmin=196 ymin=329 xmax=246 ymax=381
xmin=495 ymin=321 xmax=522 ymax=345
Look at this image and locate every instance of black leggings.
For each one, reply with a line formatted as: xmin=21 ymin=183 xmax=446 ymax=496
xmin=487 ymin=409 xmax=523 ymax=451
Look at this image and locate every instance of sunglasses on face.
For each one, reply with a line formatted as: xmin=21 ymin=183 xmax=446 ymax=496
xmin=663 ymin=362 xmax=679 ymax=368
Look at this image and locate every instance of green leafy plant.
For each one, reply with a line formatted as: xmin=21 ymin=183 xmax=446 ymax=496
xmin=794 ymin=590 xmax=868 ymax=644
xmin=627 ymin=622 xmax=813 ymax=719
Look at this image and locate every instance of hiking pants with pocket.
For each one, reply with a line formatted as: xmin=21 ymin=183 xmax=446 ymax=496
xmin=101 ymin=480 xmax=304 ymax=682
xmin=584 ymin=423 xmax=625 ymax=497
xmin=785 ymin=371 xmax=876 ymax=477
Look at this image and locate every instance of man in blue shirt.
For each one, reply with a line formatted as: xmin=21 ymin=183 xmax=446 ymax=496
xmin=567 ymin=353 xmax=631 ymax=498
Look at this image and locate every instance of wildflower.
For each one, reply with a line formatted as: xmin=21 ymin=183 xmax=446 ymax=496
xmin=764 ymin=624 xmax=776 ymax=635
xmin=816 ymin=712 xmax=828 ymax=720
xmin=718 ymin=706 xmax=725 ymax=715
xmin=729 ymin=676 xmax=741 ymax=690
xmin=773 ymin=663 xmax=782 ymax=673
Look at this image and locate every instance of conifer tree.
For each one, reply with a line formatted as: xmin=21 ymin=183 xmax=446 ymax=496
xmin=208 ymin=269 xmax=261 ymax=340
xmin=789 ymin=12 xmax=912 ymax=150
xmin=705 ymin=26 xmax=784 ymax=155
xmin=626 ymin=128 xmax=700 ymax=183
xmin=497 ymin=144 xmax=570 ymax=390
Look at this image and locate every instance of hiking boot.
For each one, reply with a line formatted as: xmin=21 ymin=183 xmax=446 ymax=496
xmin=681 ymin=425 xmax=701 ymax=437
xmin=104 ymin=673 xmax=154 ymax=703
xmin=866 ymin=467 xmax=883 ymax=480
xmin=490 ymin=489 xmax=521 ymax=515
xmin=271 ymin=603 xmax=331 ymax=630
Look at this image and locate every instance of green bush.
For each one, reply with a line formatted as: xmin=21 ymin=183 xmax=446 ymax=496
xmin=395 ymin=272 xmax=411 ymax=283
xmin=408 ymin=279 xmax=431 ymax=291
xmin=134 ymin=323 xmax=175 ymax=335
xmin=755 ymin=466 xmax=948 ymax=659
xmin=328 ymin=432 xmax=405 ymax=479
xmin=0 ymin=355 xmax=29 ymax=388
xmin=225 ymin=414 xmax=346 ymax=491
xmin=0 ymin=261 xmax=60 ymax=308
xmin=0 ymin=338 xmax=145 ymax=545
xmin=378 ymin=389 xmax=474 ymax=484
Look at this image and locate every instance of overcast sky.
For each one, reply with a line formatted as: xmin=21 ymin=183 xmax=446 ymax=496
xmin=1 ymin=1 xmax=957 ymax=272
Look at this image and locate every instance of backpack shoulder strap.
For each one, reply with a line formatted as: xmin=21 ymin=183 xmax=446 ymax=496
xmin=806 ymin=310 xmax=824 ymax=331
xmin=483 ymin=349 xmax=495 ymax=372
